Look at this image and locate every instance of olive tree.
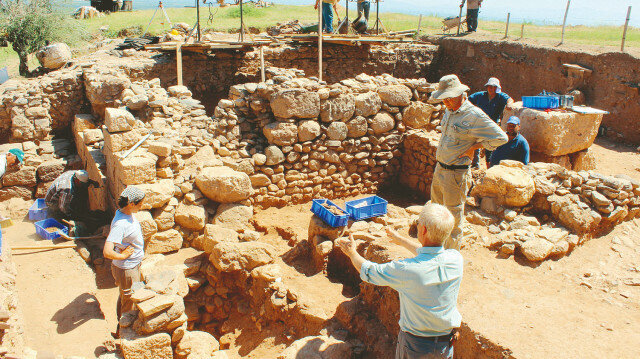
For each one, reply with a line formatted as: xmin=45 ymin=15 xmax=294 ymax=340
xmin=0 ymin=0 xmax=79 ymax=76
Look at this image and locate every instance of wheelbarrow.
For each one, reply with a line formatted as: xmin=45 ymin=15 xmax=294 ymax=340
xmin=442 ymin=16 xmax=466 ymax=33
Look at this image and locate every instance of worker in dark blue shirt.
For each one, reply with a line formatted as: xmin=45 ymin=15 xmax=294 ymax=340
xmin=490 ymin=116 xmax=530 ymax=167
xmin=468 ymin=77 xmax=514 ymax=168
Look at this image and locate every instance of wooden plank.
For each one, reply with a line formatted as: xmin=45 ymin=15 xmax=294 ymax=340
xmin=176 ymin=42 xmax=183 ymax=86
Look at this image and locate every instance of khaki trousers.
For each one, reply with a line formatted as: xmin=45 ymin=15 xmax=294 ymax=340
xmin=111 ymin=263 xmax=141 ymax=319
xmin=430 ymin=163 xmax=471 ymax=250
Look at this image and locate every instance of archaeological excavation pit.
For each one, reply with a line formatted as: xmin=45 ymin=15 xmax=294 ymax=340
xmin=0 ymin=36 xmax=639 ymax=359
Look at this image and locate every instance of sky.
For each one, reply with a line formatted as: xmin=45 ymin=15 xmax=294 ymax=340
xmin=70 ymin=0 xmax=639 ymax=27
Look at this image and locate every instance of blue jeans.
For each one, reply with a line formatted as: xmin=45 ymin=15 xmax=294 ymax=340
xmin=395 ymin=330 xmax=454 ymax=359
xmin=322 ymin=2 xmax=334 ymax=33
xmin=357 ymin=1 xmax=371 ymax=21
xmin=467 ymin=8 xmax=479 ymax=32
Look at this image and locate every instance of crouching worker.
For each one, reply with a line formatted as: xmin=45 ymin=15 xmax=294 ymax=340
xmin=45 ymin=170 xmax=105 ymax=235
xmin=336 ymin=203 xmax=464 ymax=359
xmin=103 ymin=186 xmax=145 ymax=337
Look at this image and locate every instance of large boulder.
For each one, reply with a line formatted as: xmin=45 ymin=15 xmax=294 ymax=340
xmin=519 ymin=237 xmax=554 ymax=262
xmin=377 ymin=85 xmax=412 ymax=107
xmin=346 ymin=116 xmax=368 ymax=138
xmin=298 ymin=120 xmax=322 ymax=142
xmin=402 ymin=102 xmax=436 ymax=128
xmin=326 ymin=122 xmax=348 ymax=141
xmin=270 ymin=89 xmax=320 ymax=119
xmin=175 ymin=331 xmax=220 ymax=359
xmin=278 ymin=335 xmax=352 ymax=359
xmin=209 ymin=241 xmax=277 ymax=272
xmin=263 ymin=121 xmax=298 ymax=146
xmin=503 ymin=103 xmax=603 ymax=156
xmin=194 ymin=224 xmax=239 ymax=253
xmin=370 ymin=112 xmax=395 ymax=135
xmin=195 ymin=166 xmax=253 ymax=203
xmin=548 ymin=194 xmax=601 ymax=234
xmin=472 ymin=164 xmax=535 ymax=207
xmin=2 ymin=166 xmax=36 ymax=187
xmin=85 ymin=71 xmax=132 ymax=111
xmin=175 ymin=203 xmax=206 ymax=231
xmin=264 ymin=146 xmax=285 ymax=166
xmin=354 ymin=92 xmax=382 ymax=117
xmin=115 ymin=155 xmax=157 ymax=185
xmin=213 ymin=203 xmax=253 ymax=231
xmin=36 ymin=43 xmax=72 ymax=70
xmin=138 ymin=179 xmax=174 ymax=210
xmin=320 ymin=94 xmax=355 ymax=122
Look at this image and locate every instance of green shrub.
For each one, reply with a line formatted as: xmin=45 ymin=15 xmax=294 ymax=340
xmin=225 ymin=5 xmax=265 ymax=19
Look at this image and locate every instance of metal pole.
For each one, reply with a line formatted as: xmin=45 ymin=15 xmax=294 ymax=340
xmin=621 ymin=6 xmax=632 ymax=52
xmin=240 ymin=0 xmax=244 ymax=42
xmin=457 ymin=1 xmax=464 ymax=36
xmin=260 ymin=46 xmax=265 ymax=82
xmin=560 ymin=0 xmax=571 ymax=45
xmin=504 ymin=13 xmax=510 ymax=38
xmin=318 ymin=0 xmax=323 ymax=82
xmin=196 ymin=0 xmax=201 ymax=42
xmin=417 ymin=14 xmax=423 ymax=37
xmin=376 ymin=0 xmax=380 ymax=35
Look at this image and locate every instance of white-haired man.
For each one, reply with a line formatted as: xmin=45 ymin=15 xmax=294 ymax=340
xmin=430 ymin=74 xmax=508 ymax=249
xmin=337 ymin=203 xmax=463 ymax=359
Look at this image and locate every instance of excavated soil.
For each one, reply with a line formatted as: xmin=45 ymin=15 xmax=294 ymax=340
xmin=2 ymin=139 xmax=640 ymax=358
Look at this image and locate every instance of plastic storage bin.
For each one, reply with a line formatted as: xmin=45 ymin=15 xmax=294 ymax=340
xmin=28 ymin=199 xmax=49 ymax=221
xmin=311 ymin=199 xmax=349 ymax=227
xmin=345 ymin=196 xmax=388 ymax=221
xmin=34 ymin=218 xmax=68 ymax=240
xmin=522 ymin=96 xmax=559 ymax=110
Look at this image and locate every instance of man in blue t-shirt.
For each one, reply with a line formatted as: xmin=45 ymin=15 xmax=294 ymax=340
xmin=490 ymin=116 xmax=530 ymax=167
xmin=468 ymin=77 xmax=514 ymax=168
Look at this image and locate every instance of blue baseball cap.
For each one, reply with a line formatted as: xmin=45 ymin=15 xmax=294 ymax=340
xmin=8 ymin=148 xmax=24 ymax=163
xmin=506 ymin=116 xmax=520 ymax=125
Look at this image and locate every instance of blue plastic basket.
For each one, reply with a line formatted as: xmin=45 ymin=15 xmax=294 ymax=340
xmin=522 ymin=96 xmax=559 ymax=110
xmin=345 ymin=196 xmax=388 ymax=221
xmin=311 ymin=199 xmax=349 ymax=227
xmin=28 ymin=199 xmax=49 ymax=221
xmin=34 ymin=218 xmax=68 ymax=240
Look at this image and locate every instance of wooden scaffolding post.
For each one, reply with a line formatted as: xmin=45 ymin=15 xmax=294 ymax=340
xmin=560 ymin=0 xmax=571 ymax=45
xmin=621 ymin=6 xmax=632 ymax=52
xmin=176 ymin=42 xmax=183 ymax=86
xmin=260 ymin=46 xmax=265 ymax=82
xmin=318 ymin=1 xmax=323 ymax=82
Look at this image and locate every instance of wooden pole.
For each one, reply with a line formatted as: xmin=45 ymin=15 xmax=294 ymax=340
xmin=176 ymin=42 xmax=183 ymax=86
xmin=12 ymin=243 xmax=78 ymax=251
xmin=196 ymin=0 xmax=201 ymax=42
xmin=417 ymin=14 xmax=423 ymax=37
xmin=318 ymin=0 xmax=323 ymax=82
xmin=240 ymin=0 xmax=244 ymax=42
xmin=376 ymin=0 xmax=380 ymax=35
xmin=520 ymin=23 xmax=525 ymax=39
xmin=560 ymin=0 xmax=571 ymax=45
xmin=504 ymin=13 xmax=510 ymax=38
xmin=457 ymin=1 xmax=464 ymax=35
xmin=621 ymin=6 xmax=632 ymax=52
xmin=260 ymin=46 xmax=265 ymax=82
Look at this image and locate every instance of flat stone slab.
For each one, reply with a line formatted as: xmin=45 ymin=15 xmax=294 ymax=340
xmin=503 ymin=103 xmax=603 ymax=156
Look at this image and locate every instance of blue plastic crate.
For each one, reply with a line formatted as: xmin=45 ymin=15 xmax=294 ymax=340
xmin=345 ymin=196 xmax=388 ymax=221
xmin=28 ymin=199 xmax=49 ymax=221
xmin=311 ymin=199 xmax=349 ymax=227
xmin=522 ymin=96 xmax=559 ymax=110
xmin=34 ymin=218 xmax=68 ymax=240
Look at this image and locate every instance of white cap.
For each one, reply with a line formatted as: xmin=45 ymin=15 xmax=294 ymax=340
xmin=74 ymin=170 xmax=89 ymax=183
xmin=485 ymin=77 xmax=502 ymax=93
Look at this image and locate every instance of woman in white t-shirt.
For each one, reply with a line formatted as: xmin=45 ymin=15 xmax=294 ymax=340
xmin=103 ymin=185 xmax=146 ymax=336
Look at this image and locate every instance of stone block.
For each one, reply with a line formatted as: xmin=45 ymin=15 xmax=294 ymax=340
xmin=378 ymin=85 xmax=412 ymax=106
xmin=503 ymin=103 xmax=603 ymax=156
xmin=213 ymin=203 xmax=253 ymax=231
xmin=370 ymin=112 xmax=395 ymax=135
xmin=147 ymin=229 xmax=183 ymax=254
xmin=120 ymin=331 xmax=172 ymax=359
xmin=354 ymin=92 xmax=382 ymax=117
xmin=175 ymin=203 xmax=206 ymax=231
xmin=270 ymin=88 xmax=320 ymax=119
xmin=103 ymin=128 xmax=143 ymax=153
xmin=472 ymin=164 xmax=535 ymax=207
xmin=195 ymin=166 xmax=253 ymax=203
xmin=134 ymin=211 xmax=158 ymax=240
xmin=137 ymin=179 xmax=174 ymax=210
xmin=263 ymin=121 xmax=298 ymax=146
xmin=175 ymin=331 xmax=220 ymax=359
xmin=136 ymin=294 xmax=175 ymax=318
xmin=320 ymin=94 xmax=355 ymax=122
xmin=147 ymin=141 xmax=172 ymax=157
xmin=115 ymin=156 xmax=156 ymax=185
xmin=209 ymin=241 xmax=277 ymax=272
xmin=194 ymin=224 xmax=239 ymax=253
xmin=2 ymin=166 xmax=37 ymax=187
xmin=104 ymin=107 xmax=136 ymax=133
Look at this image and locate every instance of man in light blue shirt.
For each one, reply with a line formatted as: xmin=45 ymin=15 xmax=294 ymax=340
xmin=336 ymin=203 xmax=463 ymax=359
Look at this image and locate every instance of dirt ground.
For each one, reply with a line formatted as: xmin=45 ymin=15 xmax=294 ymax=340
xmin=2 ymin=137 xmax=640 ymax=358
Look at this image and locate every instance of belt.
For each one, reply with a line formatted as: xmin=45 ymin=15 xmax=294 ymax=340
xmin=438 ymin=162 xmax=470 ymax=170
xmin=403 ymin=330 xmax=453 ymax=343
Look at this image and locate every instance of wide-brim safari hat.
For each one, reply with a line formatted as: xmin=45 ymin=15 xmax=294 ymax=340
xmin=430 ymin=74 xmax=470 ymax=100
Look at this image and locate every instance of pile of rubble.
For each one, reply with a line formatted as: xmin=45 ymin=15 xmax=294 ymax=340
xmin=467 ymin=160 xmax=640 ymax=261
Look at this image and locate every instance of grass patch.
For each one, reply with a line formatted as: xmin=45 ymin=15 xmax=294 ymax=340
xmin=226 ymin=5 xmax=266 ymax=19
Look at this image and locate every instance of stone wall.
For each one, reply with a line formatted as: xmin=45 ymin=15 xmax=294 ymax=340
xmin=399 ymin=130 xmax=440 ymax=198
xmin=429 ymin=37 xmax=640 ymax=144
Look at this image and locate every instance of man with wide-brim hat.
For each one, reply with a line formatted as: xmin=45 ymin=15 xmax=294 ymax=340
xmin=429 ymin=74 xmax=508 ymax=249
